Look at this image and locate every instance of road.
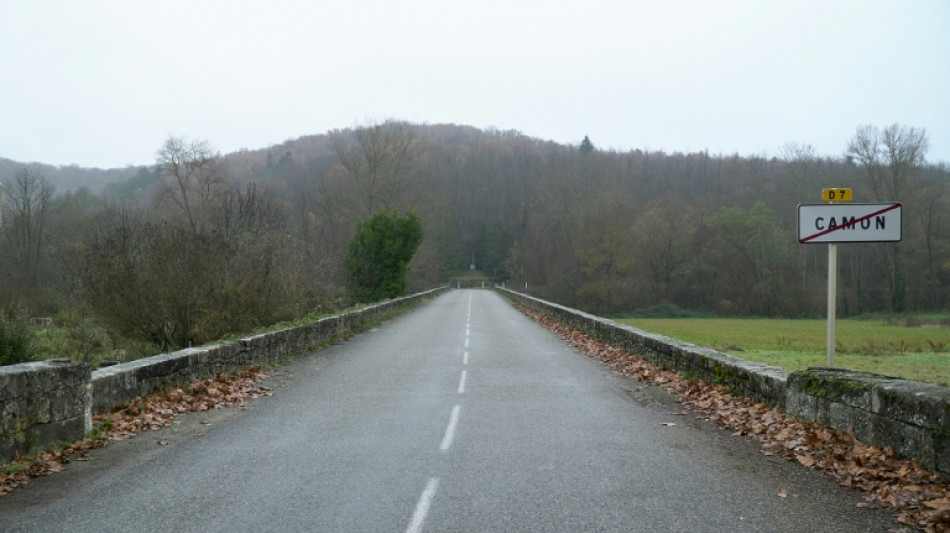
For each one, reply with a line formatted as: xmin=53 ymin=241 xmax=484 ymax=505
xmin=1 ymin=290 xmax=899 ymax=532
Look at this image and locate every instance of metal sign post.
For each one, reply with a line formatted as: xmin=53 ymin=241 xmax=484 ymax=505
xmin=826 ymin=242 xmax=837 ymax=366
xmin=823 ymin=189 xmax=846 ymax=366
xmin=798 ymin=190 xmax=902 ymax=366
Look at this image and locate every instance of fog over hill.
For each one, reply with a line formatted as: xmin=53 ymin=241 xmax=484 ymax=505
xmin=2 ymin=121 xmax=947 ymax=322
xmin=0 ymin=124 xmax=530 ymax=194
xmin=0 ymin=157 xmax=142 ymax=194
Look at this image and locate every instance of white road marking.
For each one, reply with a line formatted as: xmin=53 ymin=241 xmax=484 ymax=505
xmin=406 ymin=477 xmax=439 ymax=533
xmin=440 ymin=405 xmax=461 ymax=452
xmin=457 ymin=370 xmax=467 ymax=394
xmin=463 ymin=350 xmax=468 ymax=365
xmin=464 ymin=337 xmax=469 ymax=349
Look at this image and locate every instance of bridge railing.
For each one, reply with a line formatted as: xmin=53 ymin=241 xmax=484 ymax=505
xmin=1 ymin=287 xmax=447 ymax=463
xmin=499 ymin=287 xmax=950 ymax=475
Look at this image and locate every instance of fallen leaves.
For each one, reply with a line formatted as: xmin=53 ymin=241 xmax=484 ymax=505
xmin=796 ymin=454 xmax=816 ymax=468
xmin=103 ymin=369 xmax=272 ymax=441
xmin=0 ymin=366 xmax=271 ymax=497
xmin=518 ymin=305 xmax=950 ymax=532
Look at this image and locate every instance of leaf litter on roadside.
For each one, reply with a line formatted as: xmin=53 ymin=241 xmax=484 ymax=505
xmin=518 ymin=304 xmax=950 ymax=532
xmin=0 ymin=366 xmax=272 ymax=496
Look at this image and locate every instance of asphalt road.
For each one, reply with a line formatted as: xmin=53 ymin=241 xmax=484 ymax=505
xmin=1 ymin=290 xmax=901 ymax=532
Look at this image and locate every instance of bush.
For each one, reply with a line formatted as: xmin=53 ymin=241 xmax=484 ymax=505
xmin=0 ymin=317 xmax=38 ymax=366
xmin=79 ymin=212 xmax=293 ymax=351
xmin=345 ymin=210 xmax=424 ymax=303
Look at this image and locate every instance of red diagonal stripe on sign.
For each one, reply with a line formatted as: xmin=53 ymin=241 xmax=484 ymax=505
xmin=801 ymin=203 xmax=900 ymax=243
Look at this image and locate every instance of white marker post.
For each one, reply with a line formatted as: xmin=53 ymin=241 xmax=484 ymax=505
xmin=798 ymin=190 xmax=902 ymax=366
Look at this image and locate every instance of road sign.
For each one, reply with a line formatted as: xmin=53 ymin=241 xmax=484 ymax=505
xmin=821 ymin=188 xmax=852 ymax=202
xmin=798 ymin=203 xmax=902 ymax=243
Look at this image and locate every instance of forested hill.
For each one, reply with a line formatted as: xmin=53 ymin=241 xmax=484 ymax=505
xmin=2 ymin=122 xmax=948 ymax=326
xmin=0 ymin=157 xmax=141 ymax=194
xmin=221 ymin=122 xmax=949 ymax=317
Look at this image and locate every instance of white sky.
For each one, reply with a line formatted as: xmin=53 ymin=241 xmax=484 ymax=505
xmin=1 ymin=0 xmax=947 ymax=169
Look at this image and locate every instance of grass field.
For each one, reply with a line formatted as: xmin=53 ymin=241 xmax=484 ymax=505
xmin=615 ymin=317 xmax=950 ymax=386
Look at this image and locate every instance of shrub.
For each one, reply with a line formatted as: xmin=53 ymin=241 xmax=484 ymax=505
xmin=345 ymin=210 xmax=423 ymax=303
xmin=0 ymin=316 xmax=38 ymax=366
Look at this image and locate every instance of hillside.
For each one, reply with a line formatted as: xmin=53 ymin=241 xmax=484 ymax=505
xmin=0 ymin=157 xmax=142 ymax=194
xmin=2 ymin=122 xmax=948 ymax=320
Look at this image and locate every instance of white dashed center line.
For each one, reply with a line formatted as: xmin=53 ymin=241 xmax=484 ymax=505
xmin=440 ymin=405 xmax=461 ymax=452
xmin=406 ymin=477 xmax=439 ymax=533
xmin=407 ymin=293 xmax=473 ymax=532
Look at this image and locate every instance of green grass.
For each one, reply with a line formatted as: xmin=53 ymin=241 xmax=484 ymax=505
xmin=2 ymin=463 xmax=29 ymax=476
xmin=616 ymin=317 xmax=950 ymax=386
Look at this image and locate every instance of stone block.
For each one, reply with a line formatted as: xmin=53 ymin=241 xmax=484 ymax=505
xmin=873 ymin=380 xmax=950 ymax=430
xmin=1 ymin=360 xmax=90 ymax=463
xmin=935 ymin=431 xmax=950 ymax=473
xmin=870 ymin=413 xmax=936 ymax=470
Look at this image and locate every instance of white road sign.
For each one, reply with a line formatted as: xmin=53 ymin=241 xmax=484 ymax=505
xmin=798 ymin=203 xmax=902 ymax=243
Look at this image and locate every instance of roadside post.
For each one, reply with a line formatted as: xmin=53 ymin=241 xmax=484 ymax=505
xmin=798 ymin=189 xmax=902 ymax=366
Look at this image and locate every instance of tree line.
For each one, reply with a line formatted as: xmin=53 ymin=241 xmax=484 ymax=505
xmin=1 ymin=121 xmax=946 ymax=364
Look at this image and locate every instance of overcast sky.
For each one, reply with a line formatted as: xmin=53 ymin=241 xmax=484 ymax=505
xmin=1 ymin=0 xmax=947 ymax=169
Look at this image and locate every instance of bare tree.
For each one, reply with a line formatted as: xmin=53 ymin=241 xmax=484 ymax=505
xmin=846 ymin=124 xmax=929 ymax=201
xmin=780 ymin=142 xmax=822 ymax=195
xmin=328 ymin=120 xmax=419 ymax=215
xmin=1 ymin=167 xmax=54 ymax=287
xmin=846 ymin=124 xmax=929 ymax=312
xmin=209 ymin=182 xmax=283 ymax=242
xmin=156 ymin=136 xmax=227 ymax=234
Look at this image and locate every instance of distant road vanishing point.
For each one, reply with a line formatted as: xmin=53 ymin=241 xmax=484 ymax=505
xmin=1 ymin=290 xmax=899 ymax=532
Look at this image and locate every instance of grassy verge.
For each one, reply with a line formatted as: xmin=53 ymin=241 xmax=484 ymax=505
xmin=26 ymin=291 xmax=437 ymax=369
xmin=616 ymin=318 xmax=950 ymax=386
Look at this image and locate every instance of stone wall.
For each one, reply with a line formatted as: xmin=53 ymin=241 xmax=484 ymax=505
xmin=500 ymin=288 xmax=950 ymax=474
xmin=1 ymin=360 xmax=90 ymax=463
xmin=91 ymin=287 xmax=447 ymax=414
xmin=1 ymin=288 xmax=446 ymax=463
xmin=788 ymin=367 xmax=950 ymax=473
xmin=499 ymin=288 xmax=788 ymax=407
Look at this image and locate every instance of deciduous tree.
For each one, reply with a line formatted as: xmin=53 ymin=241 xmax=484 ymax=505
xmin=1 ymin=167 xmax=53 ymax=288
xmin=156 ymin=136 xmax=226 ymax=234
xmin=329 ymin=120 xmax=419 ymax=216
xmin=846 ymin=124 xmax=929 ymax=312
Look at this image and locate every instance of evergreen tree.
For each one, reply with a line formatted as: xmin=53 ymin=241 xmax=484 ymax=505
xmin=579 ymin=135 xmax=594 ymax=153
xmin=344 ymin=210 xmax=424 ymax=302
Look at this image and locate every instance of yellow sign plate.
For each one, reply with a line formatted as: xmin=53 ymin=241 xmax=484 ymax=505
xmin=822 ymin=188 xmax=852 ymax=202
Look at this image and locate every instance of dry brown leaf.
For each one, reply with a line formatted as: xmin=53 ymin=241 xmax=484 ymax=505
xmin=797 ymin=454 xmax=816 ymax=468
xmin=1 ymin=366 xmax=271 ymax=497
xmin=516 ymin=304 xmax=950 ymax=531
xmin=924 ymin=497 xmax=950 ymax=510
